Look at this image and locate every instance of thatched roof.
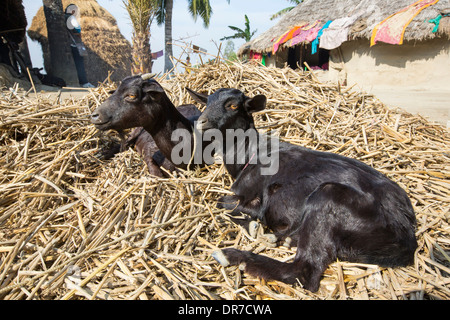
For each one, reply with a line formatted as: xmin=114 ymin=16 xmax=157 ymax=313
xmin=239 ymin=0 xmax=450 ymax=55
xmin=28 ymin=0 xmax=132 ymax=84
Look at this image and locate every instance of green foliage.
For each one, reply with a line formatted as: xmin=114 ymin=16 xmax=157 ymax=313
xmin=155 ymin=0 xmax=230 ymax=27
xmin=270 ymin=0 xmax=302 ymax=20
xmin=223 ymin=40 xmax=238 ymax=62
xmin=122 ymin=0 xmax=158 ymax=32
xmin=220 ymin=15 xmax=257 ymax=42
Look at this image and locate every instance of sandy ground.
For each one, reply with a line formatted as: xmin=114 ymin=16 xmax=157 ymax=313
xmin=368 ymin=87 xmax=450 ymax=128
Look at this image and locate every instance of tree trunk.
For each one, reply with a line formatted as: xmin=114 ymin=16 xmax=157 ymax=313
xmin=164 ymin=0 xmax=174 ymax=73
xmin=42 ymin=0 xmax=77 ymax=83
xmin=131 ymin=30 xmax=152 ymax=75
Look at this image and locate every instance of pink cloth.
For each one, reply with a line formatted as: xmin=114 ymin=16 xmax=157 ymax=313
xmin=371 ymin=0 xmax=439 ymax=46
xmin=273 ymin=25 xmax=306 ymax=53
xmin=290 ymin=21 xmax=322 ymax=46
xmin=250 ymin=51 xmax=262 ymax=60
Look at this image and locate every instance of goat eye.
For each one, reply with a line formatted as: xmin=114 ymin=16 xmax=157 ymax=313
xmin=230 ymin=104 xmax=238 ymax=110
xmin=126 ymin=94 xmax=137 ymax=100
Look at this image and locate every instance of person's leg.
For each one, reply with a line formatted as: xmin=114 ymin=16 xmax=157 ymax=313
xmin=70 ymin=45 xmax=89 ymax=86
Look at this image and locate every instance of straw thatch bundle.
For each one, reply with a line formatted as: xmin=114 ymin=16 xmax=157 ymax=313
xmin=27 ymin=0 xmax=132 ymax=84
xmin=0 ymin=61 xmax=449 ymax=300
xmin=239 ymin=0 xmax=450 ymax=55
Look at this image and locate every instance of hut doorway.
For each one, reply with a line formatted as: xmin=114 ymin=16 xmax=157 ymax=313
xmin=287 ymin=44 xmax=329 ymax=71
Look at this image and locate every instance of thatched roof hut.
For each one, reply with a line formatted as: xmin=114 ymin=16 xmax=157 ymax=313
xmin=238 ymin=0 xmax=450 ymax=103
xmin=28 ymin=0 xmax=132 ymax=84
xmin=239 ymin=0 xmax=450 ymax=56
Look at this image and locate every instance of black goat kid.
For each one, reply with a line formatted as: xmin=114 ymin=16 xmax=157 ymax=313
xmin=90 ymin=75 xmax=202 ymax=176
xmin=191 ymin=88 xmax=417 ymax=292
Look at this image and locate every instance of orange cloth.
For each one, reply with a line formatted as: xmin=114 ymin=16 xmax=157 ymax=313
xmin=272 ymin=25 xmax=306 ymax=54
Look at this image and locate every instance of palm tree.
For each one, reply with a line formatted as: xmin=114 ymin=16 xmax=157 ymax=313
xmin=270 ymin=0 xmax=302 ymax=20
xmin=220 ymin=15 xmax=257 ymax=42
xmin=155 ymin=0 xmax=174 ymax=73
xmin=123 ymin=0 xmax=157 ymax=74
xmin=156 ymin=0 xmax=229 ymax=73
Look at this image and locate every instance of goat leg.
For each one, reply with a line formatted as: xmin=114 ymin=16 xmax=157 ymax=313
xmin=212 ymin=248 xmax=322 ymax=292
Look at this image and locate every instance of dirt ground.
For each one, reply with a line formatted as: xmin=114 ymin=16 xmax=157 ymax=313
xmin=368 ymin=87 xmax=449 ymax=128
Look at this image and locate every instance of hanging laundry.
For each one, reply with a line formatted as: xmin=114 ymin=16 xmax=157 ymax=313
xmin=429 ymin=13 xmax=450 ymax=32
xmin=371 ymin=0 xmax=440 ymax=46
xmin=249 ymin=51 xmax=263 ymax=61
xmin=311 ymin=20 xmax=332 ymax=55
xmin=151 ymin=50 xmax=163 ymax=59
xmin=192 ymin=45 xmax=207 ymax=54
xmin=272 ymin=25 xmax=306 ymax=54
xmin=319 ymin=14 xmax=360 ymax=50
xmin=290 ymin=21 xmax=321 ymax=47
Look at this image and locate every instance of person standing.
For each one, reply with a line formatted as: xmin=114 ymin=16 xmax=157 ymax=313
xmin=65 ymin=4 xmax=94 ymax=88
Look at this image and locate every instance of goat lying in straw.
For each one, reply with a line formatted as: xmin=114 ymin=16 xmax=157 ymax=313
xmin=190 ymin=87 xmax=417 ymax=292
xmin=91 ymin=74 xmax=202 ymax=176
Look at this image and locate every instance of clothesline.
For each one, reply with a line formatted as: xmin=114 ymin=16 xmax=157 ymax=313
xmin=261 ymin=0 xmax=442 ymax=59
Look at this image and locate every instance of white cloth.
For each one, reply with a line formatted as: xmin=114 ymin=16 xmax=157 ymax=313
xmin=319 ymin=14 xmax=360 ymax=50
xmin=66 ymin=15 xmax=81 ymax=31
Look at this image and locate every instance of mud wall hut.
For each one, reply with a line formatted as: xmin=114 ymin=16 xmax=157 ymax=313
xmin=238 ymin=0 xmax=450 ymax=91
xmin=28 ymin=0 xmax=132 ymax=85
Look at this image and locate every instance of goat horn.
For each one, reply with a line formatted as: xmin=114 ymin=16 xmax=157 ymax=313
xmin=141 ymin=73 xmax=156 ymax=80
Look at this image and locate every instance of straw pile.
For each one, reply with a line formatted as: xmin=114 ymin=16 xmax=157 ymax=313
xmin=0 ymin=61 xmax=449 ymax=300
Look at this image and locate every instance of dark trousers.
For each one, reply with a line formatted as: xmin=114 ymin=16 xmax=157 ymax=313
xmin=70 ymin=45 xmax=88 ymax=85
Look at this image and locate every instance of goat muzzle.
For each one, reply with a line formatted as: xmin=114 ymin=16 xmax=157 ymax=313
xmin=195 ymin=118 xmax=211 ymax=131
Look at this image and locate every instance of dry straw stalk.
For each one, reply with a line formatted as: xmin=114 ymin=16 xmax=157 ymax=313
xmin=0 ymin=60 xmax=449 ymax=300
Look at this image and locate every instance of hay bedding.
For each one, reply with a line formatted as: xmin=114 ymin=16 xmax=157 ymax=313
xmin=0 ymin=62 xmax=449 ymax=300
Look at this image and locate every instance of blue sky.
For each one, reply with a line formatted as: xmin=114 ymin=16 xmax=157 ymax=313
xmin=22 ymin=0 xmax=291 ymax=75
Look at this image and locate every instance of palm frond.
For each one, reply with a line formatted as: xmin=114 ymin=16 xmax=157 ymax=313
xmin=269 ymin=6 xmax=296 ymax=21
xmin=155 ymin=0 xmax=166 ymax=25
xmin=228 ymin=26 xmax=245 ymax=33
xmin=221 ymin=14 xmax=257 ymax=42
xmin=269 ymin=0 xmax=303 ymax=21
xmin=188 ymin=0 xmax=213 ymax=28
xmin=122 ymin=0 xmax=158 ymax=32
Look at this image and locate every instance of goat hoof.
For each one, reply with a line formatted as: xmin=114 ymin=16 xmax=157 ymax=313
xmin=239 ymin=262 xmax=246 ymax=271
xmin=261 ymin=233 xmax=277 ymax=244
xmin=249 ymin=221 xmax=259 ymax=238
xmin=283 ymin=237 xmax=292 ymax=247
xmin=211 ymin=250 xmax=230 ymax=267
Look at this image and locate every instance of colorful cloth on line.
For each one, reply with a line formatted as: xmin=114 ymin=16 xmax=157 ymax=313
xmin=370 ymin=0 xmax=440 ymax=46
xmin=249 ymin=51 xmax=263 ymax=60
xmin=319 ymin=14 xmax=360 ymax=50
xmin=289 ymin=21 xmax=321 ymax=46
xmin=272 ymin=25 xmax=307 ymax=54
xmin=151 ymin=50 xmax=163 ymax=59
xmin=311 ymin=20 xmax=332 ymax=55
xmin=429 ymin=13 xmax=450 ymax=32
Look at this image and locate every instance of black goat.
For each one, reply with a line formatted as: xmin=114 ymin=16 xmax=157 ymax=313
xmin=90 ymin=74 xmax=202 ymax=176
xmin=190 ymin=88 xmax=417 ymax=292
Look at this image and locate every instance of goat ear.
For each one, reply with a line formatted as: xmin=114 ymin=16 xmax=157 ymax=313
xmin=245 ymin=95 xmax=266 ymax=113
xmin=185 ymin=88 xmax=208 ymax=105
xmin=141 ymin=80 xmax=165 ymax=94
